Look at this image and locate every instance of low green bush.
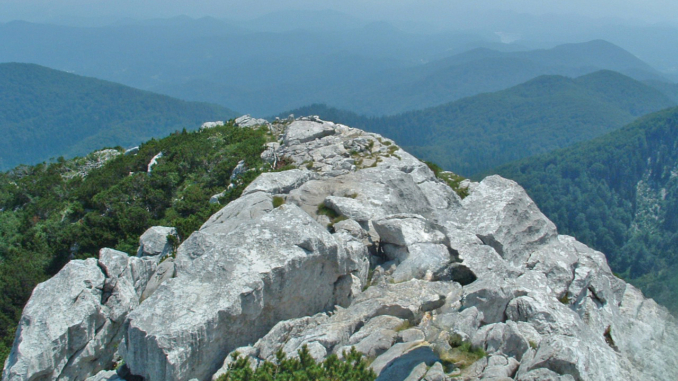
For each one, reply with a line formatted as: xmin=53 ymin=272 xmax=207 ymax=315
xmin=218 ymin=345 xmax=376 ymax=381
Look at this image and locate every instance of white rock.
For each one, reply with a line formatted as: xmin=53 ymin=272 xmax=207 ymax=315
xmin=235 ymin=115 xmax=269 ymax=128
xmin=137 ymin=226 xmax=179 ymax=260
xmin=458 ymin=175 xmax=558 ymax=264
xmin=201 ymin=121 xmax=224 ymax=130
xmin=242 ymin=169 xmax=316 ymax=196
xmin=120 ymin=204 xmax=356 ymax=381
xmin=283 ymin=120 xmax=336 ymax=145
xmin=146 ymin=152 xmax=163 ymax=174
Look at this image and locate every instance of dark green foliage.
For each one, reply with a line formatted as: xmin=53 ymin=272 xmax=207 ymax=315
xmin=442 ymin=333 xmax=486 ymax=369
xmin=494 ymin=106 xmax=678 ymax=314
xmin=218 ymin=346 xmax=376 ymax=381
xmin=317 ymin=204 xmax=340 ymax=220
xmin=424 ymin=161 xmax=469 ymax=199
xmin=281 ymin=70 xmax=675 ymax=177
xmin=272 ymin=196 xmax=286 ymax=208
xmin=0 ymin=63 xmax=238 ymax=170
xmin=0 ymin=122 xmax=269 ymax=365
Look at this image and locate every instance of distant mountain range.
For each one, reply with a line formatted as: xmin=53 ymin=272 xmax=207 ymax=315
xmin=281 ymin=70 xmax=676 ymax=176
xmin=1 ymin=18 xmax=673 ymax=116
xmin=0 ymin=63 xmax=237 ymax=170
xmin=494 ymin=106 xmax=678 ymax=315
xmin=156 ymin=40 xmax=673 ymax=116
xmin=321 ymin=39 xmax=667 ymax=115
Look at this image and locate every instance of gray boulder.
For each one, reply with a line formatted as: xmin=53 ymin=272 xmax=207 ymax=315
xmin=2 ymin=259 xmax=106 ymax=381
xmin=235 ymin=115 xmax=269 ymax=128
xmin=373 ymin=214 xmax=447 ymax=247
xmin=230 ymin=160 xmax=247 ymax=181
xmin=457 ymin=175 xmax=558 ymax=264
xmin=120 ymin=204 xmax=359 ymax=381
xmin=137 ymin=226 xmax=179 ymax=260
xmin=200 ymin=121 xmax=224 ymax=130
xmin=283 ymin=120 xmax=336 ymax=145
xmin=242 ymin=169 xmax=316 ymax=196
xmin=140 ymin=258 xmax=175 ymax=302
xmin=3 ymin=249 xmax=152 ymax=381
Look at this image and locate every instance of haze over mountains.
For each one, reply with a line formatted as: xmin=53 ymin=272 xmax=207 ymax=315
xmin=1 ymin=14 xmax=676 ymax=116
xmin=282 ymin=70 xmax=676 ymax=176
xmin=2 ymin=4 xmax=678 ymax=379
xmin=0 ymin=63 xmax=236 ymax=170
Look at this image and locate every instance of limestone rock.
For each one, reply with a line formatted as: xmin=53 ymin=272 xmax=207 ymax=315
xmin=242 ymin=169 xmax=316 ymax=196
xmin=457 ymin=175 xmax=558 ymax=264
xmin=201 ymin=121 xmax=225 ymax=130
xmin=423 ymin=362 xmax=447 ymax=381
xmin=283 ymin=120 xmax=336 ymax=145
xmin=373 ymin=214 xmax=447 ymax=247
xmin=137 ymin=226 xmax=179 ymax=260
xmin=120 ymin=204 xmax=358 ymax=381
xmin=3 ymin=248 xmax=153 ymax=381
xmin=147 ymin=152 xmax=163 ymax=174
xmin=6 ymin=116 xmax=678 ymax=381
xmin=124 ymin=146 xmax=139 ymax=156
xmin=235 ymin=114 xmax=270 ymax=128
xmin=230 ymin=160 xmax=247 ymax=181
xmin=140 ymin=258 xmax=175 ymax=301
xmin=2 ymin=259 xmax=106 ymax=381
xmin=389 ymin=243 xmax=452 ymax=283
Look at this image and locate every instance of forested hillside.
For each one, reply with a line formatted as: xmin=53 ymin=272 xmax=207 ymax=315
xmin=0 ymin=122 xmax=271 ymax=365
xmin=282 ymin=70 xmax=675 ymax=176
xmin=1 ymin=18 xmax=668 ymax=116
xmin=494 ymin=106 xmax=678 ymax=314
xmin=0 ymin=63 xmax=237 ymax=170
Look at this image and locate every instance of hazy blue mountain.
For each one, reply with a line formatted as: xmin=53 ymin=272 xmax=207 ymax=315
xmin=7 ymin=19 xmax=667 ymax=116
xmin=0 ymin=63 xmax=237 ymax=170
xmin=646 ymin=80 xmax=678 ymax=103
xmin=319 ymin=40 xmax=668 ymax=115
xmin=0 ymin=19 xmax=492 ymax=115
xmin=493 ymin=106 xmax=678 ymax=314
xmin=280 ymin=70 xmax=675 ymax=176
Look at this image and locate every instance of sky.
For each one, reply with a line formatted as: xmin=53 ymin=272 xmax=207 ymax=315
xmin=1 ymin=0 xmax=677 ymax=27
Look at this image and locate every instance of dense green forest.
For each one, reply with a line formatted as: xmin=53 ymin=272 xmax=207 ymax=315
xmin=494 ymin=106 xmax=678 ymax=314
xmin=282 ymin=70 xmax=676 ymax=176
xmin=0 ymin=122 xmax=271 ymax=366
xmin=0 ymin=63 xmax=238 ymax=170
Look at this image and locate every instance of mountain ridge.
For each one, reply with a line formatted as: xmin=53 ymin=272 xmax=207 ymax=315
xmin=278 ymin=70 xmax=676 ymax=176
xmin=2 ymin=116 xmax=677 ymax=381
xmin=0 ymin=62 xmax=237 ymax=170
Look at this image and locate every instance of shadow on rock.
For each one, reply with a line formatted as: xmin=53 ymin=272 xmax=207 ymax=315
xmin=376 ymin=346 xmax=440 ymax=381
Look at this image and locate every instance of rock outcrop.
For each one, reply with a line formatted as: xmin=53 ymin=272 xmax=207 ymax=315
xmin=4 ymin=116 xmax=678 ymax=381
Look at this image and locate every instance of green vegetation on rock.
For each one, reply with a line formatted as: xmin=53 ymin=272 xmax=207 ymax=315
xmin=0 ymin=63 xmax=238 ymax=170
xmin=494 ymin=106 xmax=678 ymax=314
xmin=218 ymin=346 xmax=376 ymax=381
xmin=0 ymin=122 xmax=270 ymax=365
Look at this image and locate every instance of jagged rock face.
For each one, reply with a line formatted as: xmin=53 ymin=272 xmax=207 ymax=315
xmin=5 ymin=116 xmax=678 ymax=381
xmin=2 ymin=248 xmax=157 ymax=381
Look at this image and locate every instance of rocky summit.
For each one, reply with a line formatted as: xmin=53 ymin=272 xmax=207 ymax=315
xmin=3 ymin=116 xmax=678 ymax=381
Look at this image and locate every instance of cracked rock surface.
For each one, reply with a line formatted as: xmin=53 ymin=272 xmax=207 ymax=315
xmin=4 ymin=116 xmax=678 ymax=381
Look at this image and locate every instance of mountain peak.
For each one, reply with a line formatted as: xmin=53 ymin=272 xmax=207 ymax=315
xmin=3 ymin=116 xmax=677 ymax=381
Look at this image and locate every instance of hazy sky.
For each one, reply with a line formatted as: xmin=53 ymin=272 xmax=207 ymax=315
xmin=1 ymin=0 xmax=678 ymax=26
